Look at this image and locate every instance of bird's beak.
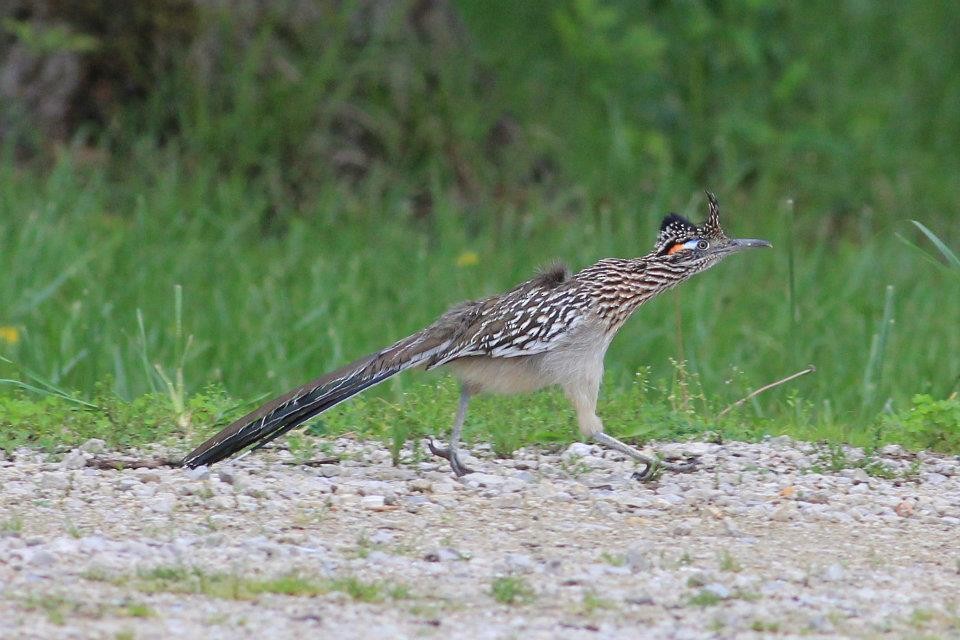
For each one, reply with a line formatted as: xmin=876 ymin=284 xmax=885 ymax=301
xmin=728 ymin=238 xmax=772 ymax=251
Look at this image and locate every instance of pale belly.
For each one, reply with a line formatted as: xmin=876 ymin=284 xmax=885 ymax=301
xmin=443 ymin=325 xmax=610 ymax=396
xmin=445 ymin=355 xmax=552 ymax=395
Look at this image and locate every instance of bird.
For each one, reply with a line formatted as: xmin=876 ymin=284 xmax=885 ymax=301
xmin=182 ymin=192 xmax=770 ymax=479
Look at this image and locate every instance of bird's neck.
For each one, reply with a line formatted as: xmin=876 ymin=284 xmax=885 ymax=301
xmin=578 ymin=257 xmax=689 ymax=332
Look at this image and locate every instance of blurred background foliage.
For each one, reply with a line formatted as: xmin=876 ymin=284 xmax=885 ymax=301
xmin=4 ymin=0 xmax=959 ymax=222
xmin=0 ymin=0 xmax=958 ymax=448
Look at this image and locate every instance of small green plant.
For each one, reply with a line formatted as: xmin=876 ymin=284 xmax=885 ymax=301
xmin=65 ymin=521 xmax=84 ymax=539
xmin=707 ymin=617 xmax=726 ymax=633
xmin=103 ymin=565 xmax=404 ymax=603
xmin=387 ymin=584 xmax=412 ymax=600
xmin=286 ymin=433 xmax=316 ymax=462
xmin=581 ymin=590 xmax=614 ymax=614
xmin=119 ymin=602 xmax=154 ymax=618
xmin=328 ymin=576 xmax=385 ymax=603
xmin=883 ymin=394 xmax=960 ymax=454
xmin=254 ymin=575 xmax=329 ymax=598
xmin=807 ymin=443 xmax=919 ymax=480
xmin=860 ymin=459 xmax=897 ymax=479
xmin=718 ymin=550 xmax=742 ymax=573
xmin=751 ymin=619 xmax=780 ymax=632
xmin=351 ymin=532 xmax=374 ymax=559
xmin=908 ymin=608 xmax=934 ymax=628
xmin=490 ymin=576 xmax=535 ymax=605
xmin=688 ymin=590 xmax=723 ymax=608
xmin=1 ymin=514 xmax=24 ymax=536
xmin=560 ymin=455 xmax=592 ymax=477
xmin=81 ymin=567 xmax=113 ymax=582
xmin=808 ymin=443 xmax=852 ymax=474
xmin=599 ymin=551 xmax=626 ymax=567
xmin=23 ymin=595 xmax=70 ymax=625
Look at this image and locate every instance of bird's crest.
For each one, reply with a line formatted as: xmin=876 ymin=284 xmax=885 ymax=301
xmin=655 ymin=191 xmax=728 ymax=254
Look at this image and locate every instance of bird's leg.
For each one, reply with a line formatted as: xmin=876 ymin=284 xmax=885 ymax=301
xmin=428 ymin=388 xmax=473 ymax=476
xmin=591 ymin=432 xmax=698 ymax=481
xmin=564 ymin=378 xmax=697 ymax=481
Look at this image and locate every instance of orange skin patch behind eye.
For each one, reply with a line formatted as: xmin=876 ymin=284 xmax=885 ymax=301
xmin=667 ymin=243 xmax=685 ymax=255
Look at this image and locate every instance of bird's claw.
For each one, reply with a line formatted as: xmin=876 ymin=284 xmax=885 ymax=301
xmin=631 ymin=456 xmax=699 ymax=482
xmin=631 ymin=463 xmax=659 ymax=482
xmin=427 ymin=438 xmax=473 ymax=477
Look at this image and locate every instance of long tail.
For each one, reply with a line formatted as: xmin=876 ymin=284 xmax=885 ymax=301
xmin=181 ymin=329 xmax=451 ymax=468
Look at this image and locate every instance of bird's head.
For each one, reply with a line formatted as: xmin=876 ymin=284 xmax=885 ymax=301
xmin=654 ymin=192 xmax=771 ymax=271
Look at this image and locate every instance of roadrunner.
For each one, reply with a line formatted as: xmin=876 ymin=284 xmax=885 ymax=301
xmin=183 ymin=193 xmax=770 ymax=479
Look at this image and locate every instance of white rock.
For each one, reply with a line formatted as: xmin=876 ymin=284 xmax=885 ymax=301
xmin=500 ymin=480 xmax=526 ymax=493
xmin=61 ymin=450 xmax=87 ymax=470
xmin=185 ymin=465 xmax=210 ymax=481
xmin=407 ymin=478 xmax=432 ymax=493
xmin=822 ymin=563 xmax=845 ymax=581
xmin=114 ymin=477 xmax=139 ymax=491
xmin=360 ymin=495 xmax=386 ymax=509
xmin=79 ymin=438 xmax=107 ymax=454
xmin=562 ymin=442 xmax=596 ymax=460
xmin=41 ymin=472 xmax=70 ymax=490
xmin=424 ymin=548 xmax=464 ymax=562
xmin=151 ymin=492 xmax=177 ymax=513
xmin=461 ymin=472 xmax=505 ymax=487
xmin=770 ymin=503 xmax=797 ymax=522
xmin=703 ymin=583 xmax=731 ymax=599
xmin=880 ymin=444 xmax=905 ymax=456
xmin=210 ymin=496 xmax=233 ymax=509
xmin=79 ymin=536 xmax=111 ymax=553
xmin=132 ymin=484 xmax=157 ymax=498
xmin=840 ymin=468 xmax=870 ymax=484
xmin=136 ymin=470 xmax=161 ymax=483
xmin=28 ymin=549 xmax=56 ymax=567
xmin=369 ymin=530 xmax=394 ymax=545
xmin=504 ymin=553 xmax=535 ymax=572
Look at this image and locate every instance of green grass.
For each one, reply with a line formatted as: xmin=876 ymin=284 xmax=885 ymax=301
xmin=688 ymin=590 xmax=724 ymax=608
xmin=718 ymin=550 xmax=742 ymax=573
xmin=1 ymin=3 xmax=959 ymax=456
xmin=1 ymin=162 xmax=957 ymax=454
xmin=1 ymin=514 xmax=24 ymax=536
xmin=20 ymin=593 xmax=154 ymax=625
xmin=581 ymin=590 xmax=616 ymax=614
xmin=490 ymin=576 xmax=535 ymax=605
xmin=84 ymin=565 xmax=406 ymax=603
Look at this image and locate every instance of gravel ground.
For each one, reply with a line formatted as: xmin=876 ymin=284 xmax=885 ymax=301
xmin=1 ymin=436 xmax=959 ymax=640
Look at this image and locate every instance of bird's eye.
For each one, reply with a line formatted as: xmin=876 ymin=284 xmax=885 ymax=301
xmin=680 ymin=238 xmax=708 ymax=251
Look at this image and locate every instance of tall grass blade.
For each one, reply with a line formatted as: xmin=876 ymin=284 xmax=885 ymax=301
xmin=136 ymin=309 xmax=158 ymax=393
xmin=911 ymin=220 xmax=960 ymax=271
xmin=0 ymin=356 xmax=100 ymax=409
xmin=861 ymin=285 xmax=895 ymax=414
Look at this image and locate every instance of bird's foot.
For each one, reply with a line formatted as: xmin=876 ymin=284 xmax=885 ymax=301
xmin=427 ymin=438 xmax=473 ymax=477
xmin=631 ymin=456 xmax=700 ymax=482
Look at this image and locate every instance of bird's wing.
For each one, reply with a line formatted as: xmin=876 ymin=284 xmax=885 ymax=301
xmin=425 ymin=263 xmax=590 ymax=368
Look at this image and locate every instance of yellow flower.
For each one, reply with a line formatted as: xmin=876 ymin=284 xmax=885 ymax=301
xmin=0 ymin=326 xmax=19 ymax=345
xmin=455 ymin=250 xmax=479 ymax=268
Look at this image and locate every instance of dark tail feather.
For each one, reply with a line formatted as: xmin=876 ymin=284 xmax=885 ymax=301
xmin=181 ymin=334 xmax=444 ymax=468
